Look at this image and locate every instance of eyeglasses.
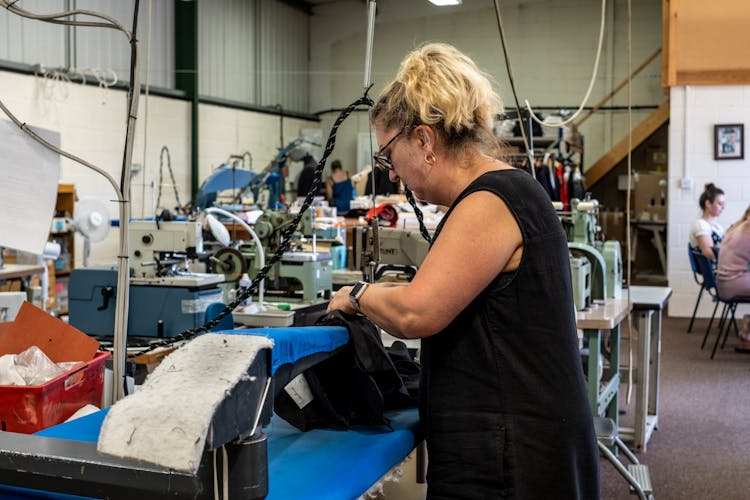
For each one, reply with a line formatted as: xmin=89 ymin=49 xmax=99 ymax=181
xmin=373 ymin=128 xmax=405 ymax=172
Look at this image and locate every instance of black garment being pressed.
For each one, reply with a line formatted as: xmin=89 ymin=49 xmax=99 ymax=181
xmin=420 ymin=168 xmax=599 ymax=499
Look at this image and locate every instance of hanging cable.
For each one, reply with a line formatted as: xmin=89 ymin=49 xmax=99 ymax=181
xmin=0 ymin=0 xmax=141 ymax=404
xmin=404 ymin=188 xmax=432 ymax=245
xmin=0 ymin=1 xmax=131 ymax=34
xmin=491 ymin=0 xmax=535 ymax=179
xmin=140 ymin=0 xmax=153 ymax=219
xmin=523 ymin=0 xmax=607 ymax=128
xmin=624 ymin=0 xmax=635 ymax=405
xmin=132 ymin=93 xmax=374 ymax=355
xmin=156 ymin=145 xmax=184 ymax=214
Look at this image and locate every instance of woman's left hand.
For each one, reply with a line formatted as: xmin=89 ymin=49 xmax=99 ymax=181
xmin=327 ymin=286 xmax=357 ymax=315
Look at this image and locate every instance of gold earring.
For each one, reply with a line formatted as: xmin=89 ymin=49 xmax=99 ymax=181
xmin=425 ymin=153 xmax=436 ymax=165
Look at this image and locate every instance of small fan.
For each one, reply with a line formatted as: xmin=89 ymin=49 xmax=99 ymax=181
xmin=73 ymin=198 xmax=111 ymax=267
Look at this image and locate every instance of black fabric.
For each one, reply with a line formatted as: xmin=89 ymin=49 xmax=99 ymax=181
xmin=387 ymin=341 xmax=420 ymax=401
xmin=319 ymin=310 xmax=414 ymax=410
xmin=273 ymin=311 xmax=416 ymax=432
xmin=365 ymin=168 xmax=401 ymax=196
xmin=421 ymin=169 xmax=599 ymax=500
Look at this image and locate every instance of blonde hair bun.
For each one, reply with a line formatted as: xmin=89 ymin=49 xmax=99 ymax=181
xmin=372 ymin=43 xmax=503 ymax=147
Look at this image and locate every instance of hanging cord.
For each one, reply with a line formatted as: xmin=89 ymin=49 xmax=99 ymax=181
xmin=243 ymin=150 xmax=253 ymax=170
xmin=1 ymin=0 xmax=140 ymax=405
xmin=156 ymin=145 xmax=184 ymax=214
xmin=624 ymin=0 xmax=634 ymax=405
xmin=405 ymin=188 xmax=432 ymax=244
xmin=132 ymin=93 xmax=374 ymax=356
xmin=523 ymin=0 xmax=607 ymax=128
xmin=1 ymin=0 xmax=132 ymax=34
xmin=491 ymin=0 xmax=534 ymax=179
xmin=140 ymin=0 xmax=153 ymax=219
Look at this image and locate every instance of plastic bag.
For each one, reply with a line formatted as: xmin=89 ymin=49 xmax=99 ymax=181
xmin=0 ymin=346 xmax=78 ymax=386
xmin=0 ymin=354 xmax=26 ymax=385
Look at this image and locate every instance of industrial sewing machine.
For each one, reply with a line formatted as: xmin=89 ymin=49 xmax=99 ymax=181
xmin=69 ymin=220 xmax=225 ymax=338
xmin=351 ymin=224 xmax=430 ymax=281
xmin=212 ymin=209 xmax=333 ymax=303
xmin=558 ymin=198 xmax=623 ymax=310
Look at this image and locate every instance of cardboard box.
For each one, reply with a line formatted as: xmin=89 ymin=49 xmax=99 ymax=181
xmin=0 ymin=302 xmax=107 ymax=433
xmin=634 ymin=172 xmax=668 ymax=222
xmin=600 ymin=210 xmax=627 ymax=246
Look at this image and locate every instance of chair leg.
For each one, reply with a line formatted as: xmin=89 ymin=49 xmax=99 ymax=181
xmin=711 ymin=304 xmax=731 ymax=359
xmin=688 ymin=286 xmax=705 ymax=333
xmin=721 ymin=303 xmax=738 ymax=349
xmin=702 ymin=301 xmax=721 ymax=350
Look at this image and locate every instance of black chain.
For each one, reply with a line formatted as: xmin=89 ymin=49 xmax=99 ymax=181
xmin=405 ymin=187 xmax=432 ymax=244
xmin=132 ymin=94 xmax=373 ymax=356
xmin=156 ymin=145 xmax=184 ymax=213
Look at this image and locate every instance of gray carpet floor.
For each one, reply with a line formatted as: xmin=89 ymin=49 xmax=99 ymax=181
xmin=600 ymin=313 xmax=750 ymax=499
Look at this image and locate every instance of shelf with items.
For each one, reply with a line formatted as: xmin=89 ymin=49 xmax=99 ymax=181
xmin=48 ymin=183 xmax=76 ymax=315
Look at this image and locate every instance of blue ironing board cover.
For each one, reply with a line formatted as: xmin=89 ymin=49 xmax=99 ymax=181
xmin=13 ymin=407 xmax=419 ymax=500
xmin=0 ymin=326 xmax=419 ymax=499
xmin=219 ymin=326 xmax=350 ymax=375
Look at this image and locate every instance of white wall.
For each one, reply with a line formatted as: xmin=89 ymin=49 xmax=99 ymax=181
xmin=0 ymin=69 xmax=318 ymax=267
xmin=667 ymin=85 xmax=750 ymax=317
xmin=310 ymin=0 xmax=664 ymax=174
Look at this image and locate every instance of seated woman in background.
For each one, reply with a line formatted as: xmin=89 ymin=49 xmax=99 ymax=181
xmin=717 ymin=215 xmax=750 ymax=346
xmin=726 ymin=204 xmax=750 ymax=236
xmin=689 ymin=183 xmax=725 ymax=261
xmin=325 ymin=159 xmax=355 ymax=214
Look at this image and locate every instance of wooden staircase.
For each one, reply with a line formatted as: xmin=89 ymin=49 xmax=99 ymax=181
xmin=583 ymin=100 xmax=670 ymax=188
xmin=576 ymin=47 xmax=667 ymax=189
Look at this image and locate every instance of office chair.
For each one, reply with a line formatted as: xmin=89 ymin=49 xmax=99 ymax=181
xmin=687 ymin=244 xmax=706 ymax=333
xmin=693 ymin=250 xmax=750 ymax=359
xmin=204 ymin=302 xmax=235 ymax=332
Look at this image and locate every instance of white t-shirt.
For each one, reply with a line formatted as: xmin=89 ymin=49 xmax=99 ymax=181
xmin=689 ymin=218 xmax=725 ymax=249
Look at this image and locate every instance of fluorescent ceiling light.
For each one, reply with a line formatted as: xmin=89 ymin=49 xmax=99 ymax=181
xmin=428 ymin=0 xmax=462 ymax=6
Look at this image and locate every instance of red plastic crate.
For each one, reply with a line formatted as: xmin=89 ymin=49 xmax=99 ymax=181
xmin=0 ymin=350 xmax=110 ymax=434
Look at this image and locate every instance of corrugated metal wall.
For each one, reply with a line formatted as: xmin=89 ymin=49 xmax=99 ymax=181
xmin=257 ymin=1 xmax=309 ymax=112
xmin=198 ymin=0 xmax=309 ymax=112
xmin=0 ymin=0 xmax=66 ymax=68
xmin=0 ymin=1 xmax=310 ymax=113
xmin=0 ymin=0 xmax=173 ymax=88
xmin=74 ymin=0 xmax=174 ymax=89
xmin=198 ymin=0 xmax=258 ymax=104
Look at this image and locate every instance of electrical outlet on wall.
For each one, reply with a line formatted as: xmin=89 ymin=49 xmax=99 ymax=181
xmin=679 ymin=177 xmax=693 ymax=191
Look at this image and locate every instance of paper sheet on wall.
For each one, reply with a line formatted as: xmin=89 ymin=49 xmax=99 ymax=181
xmin=0 ymin=119 xmax=61 ymax=255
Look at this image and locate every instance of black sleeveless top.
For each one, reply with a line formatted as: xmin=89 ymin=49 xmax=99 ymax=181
xmin=420 ymin=169 xmax=599 ymax=499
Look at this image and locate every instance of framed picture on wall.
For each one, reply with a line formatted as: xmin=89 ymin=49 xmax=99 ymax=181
xmin=714 ymin=124 xmax=744 ymax=160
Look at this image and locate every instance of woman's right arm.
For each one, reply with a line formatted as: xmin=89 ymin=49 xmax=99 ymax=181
xmin=696 ymin=234 xmax=717 ymax=261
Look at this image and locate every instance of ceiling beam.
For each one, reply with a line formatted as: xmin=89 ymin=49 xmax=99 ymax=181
xmin=276 ymin=0 xmax=313 ymax=15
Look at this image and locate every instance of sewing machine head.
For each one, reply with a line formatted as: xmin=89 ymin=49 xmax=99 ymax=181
xmin=557 ymin=198 xmax=623 ymax=308
xmin=569 ymin=197 xmax=601 ymax=246
xmin=223 ymin=209 xmax=331 ymax=302
xmin=129 ymin=220 xmax=223 ymax=287
xmin=351 ymin=225 xmax=429 ymax=281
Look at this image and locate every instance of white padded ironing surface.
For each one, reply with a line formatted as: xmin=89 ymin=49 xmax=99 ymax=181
xmin=97 ymin=333 xmax=273 ymax=474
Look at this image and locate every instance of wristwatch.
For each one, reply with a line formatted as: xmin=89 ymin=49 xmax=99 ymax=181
xmin=349 ymin=281 xmax=370 ymax=314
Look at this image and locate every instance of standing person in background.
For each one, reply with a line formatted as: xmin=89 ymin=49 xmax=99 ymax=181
xmin=325 ymin=159 xmax=355 ymax=214
xmin=690 ymin=183 xmax=725 ymax=261
xmin=327 ymin=42 xmax=598 ymax=499
xmin=295 ymin=153 xmax=319 ymax=200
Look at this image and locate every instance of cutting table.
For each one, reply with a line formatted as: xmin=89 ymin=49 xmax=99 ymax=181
xmin=0 ymin=326 xmax=421 ymax=499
